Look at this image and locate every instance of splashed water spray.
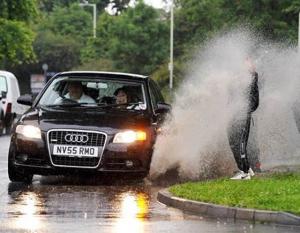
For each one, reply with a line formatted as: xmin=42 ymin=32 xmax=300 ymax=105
xmin=149 ymin=29 xmax=300 ymax=181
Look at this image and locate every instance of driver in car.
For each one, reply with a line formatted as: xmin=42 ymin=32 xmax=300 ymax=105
xmin=55 ymin=81 xmax=95 ymax=104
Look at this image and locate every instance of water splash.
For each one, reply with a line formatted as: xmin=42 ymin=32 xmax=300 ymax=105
xmin=149 ymin=29 xmax=300 ymax=181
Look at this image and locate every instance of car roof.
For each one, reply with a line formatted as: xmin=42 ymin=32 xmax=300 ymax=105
xmin=57 ymin=71 xmax=148 ymax=80
xmin=0 ymin=70 xmax=17 ymax=80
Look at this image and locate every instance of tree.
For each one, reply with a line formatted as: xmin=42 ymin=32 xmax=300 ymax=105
xmin=0 ymin=19 xmax=36 ymax=68
xmin=110 ymin=0 xmax=131 ymax=15
xmin=159 ymin=0 xmax=300 ymax=95
xmin=39 ymin=0 xmax=79 ymax=12
xmin=0 ymin=0 xmax=38 ymax=22
xmin=174 ymin=0 xmax=223 ymax=57
xmin=80 ymin=13 xmax=115 ymax=62
xmin=0 ymin=0 xmax=37 ymax=68
xmin=34 ymin=30 xmax=81 ymax=71
xmin=74 ymin=58 xmax=113 ymax=71
xmin=91 ymin=2 xmax=169 ymax=74
xmin=173 ymin=0 xmax=300 ymax=59
xmin=222 ymin=0 xmax=300 ymax=43
xmin=40 ymin=5 xmax=92 ymax=42
xmin=38 ymin=0 xmax=130 ymax=14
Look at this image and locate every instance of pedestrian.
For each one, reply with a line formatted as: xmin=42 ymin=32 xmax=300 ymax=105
xmin=227 ymin=58 xmax=259 ymax=180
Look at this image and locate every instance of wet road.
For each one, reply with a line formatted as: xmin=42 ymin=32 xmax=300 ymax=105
xmin=0 ymin=136 xmax=299 ymax=233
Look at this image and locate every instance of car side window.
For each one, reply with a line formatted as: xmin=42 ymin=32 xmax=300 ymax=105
xmin=0 ymin=76 xmax=7 ymax=93
xmin=149 ymin=85 xmax=158 ymax=110
xmin=149 ymin=80 xmax=164 ymax=111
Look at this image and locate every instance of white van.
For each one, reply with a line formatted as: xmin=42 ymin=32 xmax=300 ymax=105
xmin=0 ymin=71 xmax=24 ymax=134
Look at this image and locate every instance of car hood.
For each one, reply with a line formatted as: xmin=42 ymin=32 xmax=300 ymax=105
xmin=19 ymin=106 xmax=151 ymax=133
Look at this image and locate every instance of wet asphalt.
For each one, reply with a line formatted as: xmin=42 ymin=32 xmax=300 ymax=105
xmin=0 ymin=135 xmax=299 ymax=233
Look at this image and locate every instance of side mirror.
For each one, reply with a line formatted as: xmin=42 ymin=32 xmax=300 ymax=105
xmin=17 ymin=94 xmax=33 ymax=106
xmin=155 ymin=102 xmax=171 ymax=115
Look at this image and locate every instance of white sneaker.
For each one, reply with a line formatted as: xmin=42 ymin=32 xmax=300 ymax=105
xmin=230 ymin=170 xmax=251 ymax=180
xmin=248 ymin=168 xmax=255 ymax=177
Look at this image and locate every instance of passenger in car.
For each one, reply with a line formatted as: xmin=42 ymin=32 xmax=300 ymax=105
xmin=114 ymin=88 xmax=130 ymax=105
xmin=113 ymin=87 xmax=146 ymax=110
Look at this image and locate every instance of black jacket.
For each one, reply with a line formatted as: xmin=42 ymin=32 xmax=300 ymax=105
xmin=248 ymin=72 xmax=259 ymax=113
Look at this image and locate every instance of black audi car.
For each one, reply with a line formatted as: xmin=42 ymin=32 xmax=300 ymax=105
xmin=8 ymin=71 xmax=170 ymax=183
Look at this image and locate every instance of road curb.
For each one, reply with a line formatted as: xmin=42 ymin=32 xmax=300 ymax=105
xmin=157 ymin=189 xmax=300 ymax=226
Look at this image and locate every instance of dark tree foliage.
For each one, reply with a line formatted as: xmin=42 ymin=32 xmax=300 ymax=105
xmin=41 ymin=5 xmax=92 ymax=41
xmin=174 ymin=0 xmax=300 ymax=58
xmin=39 ymin=0 xmax=80 ymax=12
xmin=83 ymin=2 xmax=169 ymax=74
xmin=0 ymin=0 xmax=38 ymax=22
xmin=34 ymin=31 xmax=81 ymax=71
xmin=0 ymin=0 xmax=37 ymax=68
xmin=38 ymin=0 xmax=130 ymax=14
xmin=111 ymin=0 xmax=131 ymax=14
xmin=222 ymin=0 xmax=300 ymax=42
xmin=174 ymin=0 xmax=223 ymax=57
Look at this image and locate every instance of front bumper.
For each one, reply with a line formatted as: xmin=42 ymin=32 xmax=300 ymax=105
xmin=12 ymin=163 xmax=149 ymax=177
xmin=10 ymin=130 xmax=153 ymax=176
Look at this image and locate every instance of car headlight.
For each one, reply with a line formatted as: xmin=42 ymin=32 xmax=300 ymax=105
xmin=113 ymin=130 xmax=146 ymax=143
xmin=16 ymin=125 xmax=42 ymax=139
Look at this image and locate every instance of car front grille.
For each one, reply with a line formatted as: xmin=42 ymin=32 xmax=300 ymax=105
xmin=49 ymin=130 xmax=105 ymax=147
xmin=47 ymin=130 xmax=106 ymax=168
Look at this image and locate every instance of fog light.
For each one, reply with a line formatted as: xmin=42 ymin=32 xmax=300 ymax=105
xmin=125 ymin=160 xmax=134 ymax=168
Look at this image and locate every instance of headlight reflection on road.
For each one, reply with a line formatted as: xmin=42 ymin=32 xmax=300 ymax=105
xmin=14 ymin=192 xmax=43 ymax=231
xmin=114 ymin=193 xmax=149 ymax=233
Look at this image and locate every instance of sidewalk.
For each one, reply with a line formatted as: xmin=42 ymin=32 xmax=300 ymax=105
xmin=157 ymin=188 xmax=300 ymax=226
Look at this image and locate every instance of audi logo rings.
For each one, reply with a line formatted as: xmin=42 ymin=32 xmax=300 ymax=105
xmin=65 ymin=134 xmax=89 ymax=143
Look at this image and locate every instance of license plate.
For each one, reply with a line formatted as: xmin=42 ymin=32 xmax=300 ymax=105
xmin=53 ymin=145 xmax=99 ymax=157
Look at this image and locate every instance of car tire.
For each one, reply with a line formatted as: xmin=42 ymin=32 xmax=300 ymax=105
xmin=8 ymin=159 xmax=33 ymax=183
xmin=4 ymin=113 xmax=14 ymax=135
xmin=5 ymin=124 xmax=11 ymax=135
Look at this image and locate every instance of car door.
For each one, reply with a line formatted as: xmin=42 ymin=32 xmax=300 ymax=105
xmin=0 ymin=75 xmax=7 ymax=115
xmin=0 ymin=75 xmax=7 ymax=134
xmin=148 ymin=79 xmax=170 ymax=127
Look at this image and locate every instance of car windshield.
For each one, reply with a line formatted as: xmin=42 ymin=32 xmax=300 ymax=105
xmin=38 ymin=76 xmax=147 ymax=110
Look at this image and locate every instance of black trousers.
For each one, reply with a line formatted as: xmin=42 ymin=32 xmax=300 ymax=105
xmin=227 ymin=114 xmax=251 ymax=173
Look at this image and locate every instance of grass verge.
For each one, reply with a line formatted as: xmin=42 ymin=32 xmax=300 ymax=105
xmin=169 ymin=172 xmax=300 ymax=215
